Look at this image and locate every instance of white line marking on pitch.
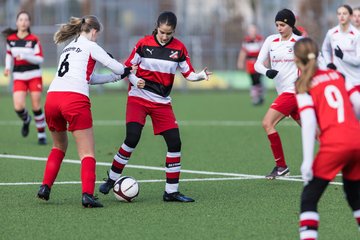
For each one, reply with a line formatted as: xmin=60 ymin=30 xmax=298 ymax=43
xmin=0 ymin=177 xmax=267 ymax=186
xmin=0 ymin=154 xmax=343 ymax=185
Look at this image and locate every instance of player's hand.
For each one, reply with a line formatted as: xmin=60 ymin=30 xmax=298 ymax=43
xmin=266 ymin=69 xmax=278 ymax=79
xmin=137 ymin=79 xmax=145 ymax=89
xmin=334 ymin=45 xmax=343 ymax=59
xmin=300 ymin=161 xmax=313 ymax=185
xmin=203 ymin=67 xmax=212 ymax=80
xmin=4 ymin=69 xmax=10 ymax=77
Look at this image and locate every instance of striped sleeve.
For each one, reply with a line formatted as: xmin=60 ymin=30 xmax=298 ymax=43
xmin=179 ymin=45 xmax=195 ymax=78
xmin=125 ymin=40 xmax=143 ymax=67
xmin=34 ymin=37 xmax=43 ymax=57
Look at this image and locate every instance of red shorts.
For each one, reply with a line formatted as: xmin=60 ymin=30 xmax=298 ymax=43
xmin=126 ymin=96 xmax=178 ymax=135
xmin=13 ymin=77 xmax=43 ymax=92
xmin=45 ymin=92 xmax=92 ymax=132
xmin=270 ymin=92 xmax=299 ymax=120
xmin=313 ymin=148 xmax=360 ymax=181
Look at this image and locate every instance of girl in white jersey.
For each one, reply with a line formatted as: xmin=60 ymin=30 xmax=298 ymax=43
xmin=255 ymin=9 xmax=302 ymax=179
xmin=322 ymin=5 xmax=360 ymax=91
xmin=36 ymin=15 xmax=140 ymax=208
xmin=353 ymin=7 xmax=360 ymax=31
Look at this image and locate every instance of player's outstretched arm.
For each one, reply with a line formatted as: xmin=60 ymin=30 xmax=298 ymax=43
xmin=185 ymin=67 xmax=212 ymax=81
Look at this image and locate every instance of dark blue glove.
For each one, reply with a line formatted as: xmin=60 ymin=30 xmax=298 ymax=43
xmin=327 ymin=63 xmax=337 ymax=70
xmin=334 ymin=45 xmax=343 ymax=59
xmin=266 ymin=69 xmax=278 ymax=79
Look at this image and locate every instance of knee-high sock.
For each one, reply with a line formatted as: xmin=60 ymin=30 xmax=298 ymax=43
xmin=165 ymin=152 xmax=181 ymax=193
xmin=42 ymin=148 xmax=65 ymax=187
xmin=16 ymin=109 xmax=30 ymax=122
xmin=299 ymin=211 xmax=319 ymax=240
xmin=81 ymin=157 xmax=96 ymax=195
xmin=33 ymin=109 xmax=46 ymax=139
xmin=267 ymin=132 xmax=287 ymax=167
xmin=109 ymin=143 xmax=134 ymax=181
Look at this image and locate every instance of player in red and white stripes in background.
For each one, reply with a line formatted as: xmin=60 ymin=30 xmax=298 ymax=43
xmin=2 ymin=11 xmax=47 ymax=145
xmin=99 ymin=11 xmax=211 ymax=202
xmin=294 ymin=38 xmax=360 ymax=240
xmin=254 ymin=9 xmax=303 ymax=179
xmin=322 ymin=5 xmax=360 ymax=92
xmin=37 ymin=15 xmax=135 ymax=208
xmin=237 ymin=24 xmax=265 ymax=105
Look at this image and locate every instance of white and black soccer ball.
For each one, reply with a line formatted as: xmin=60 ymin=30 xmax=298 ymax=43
xmin=113 ymin=176 xmax=139 ymax=202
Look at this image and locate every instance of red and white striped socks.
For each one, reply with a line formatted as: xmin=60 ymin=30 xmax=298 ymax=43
xmin=165 ymin=152 xmax=181 ymax=193
xmin=299 ymin=211 xmax=319 ymax=240
xmin=109 ymin=143 xmax=134 ymax=180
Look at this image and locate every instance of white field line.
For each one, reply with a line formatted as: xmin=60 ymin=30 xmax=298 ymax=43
xmin=0 ymin=119 xmax=298 ymax=127
xmin=0 ymin=177 xmax=260 ymax=186
xmin=0 ymin=154 xmax=343 ymax=186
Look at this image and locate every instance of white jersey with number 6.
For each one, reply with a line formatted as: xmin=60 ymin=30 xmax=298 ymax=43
xmin=48 ymin=35 xmax=124 ymax=97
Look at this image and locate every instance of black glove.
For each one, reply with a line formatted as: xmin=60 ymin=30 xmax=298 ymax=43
xmin=120 ymin=66 xmax=132 ymax=79
xmin=266 ymin=69 xmax=278 ymax=79
xmin=334 ymin=45 xmax=343 ymax=59
xmin=327 ymin=63 xmax=337 ymax=70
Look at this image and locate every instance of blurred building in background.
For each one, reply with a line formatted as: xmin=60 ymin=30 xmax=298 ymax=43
xmin=0 ymin=0 xmax=357 ymax=90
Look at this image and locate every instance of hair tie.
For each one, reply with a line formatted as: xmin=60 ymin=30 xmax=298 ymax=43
xmin=81 ymin=18 xmax=85 ymax=24
xmin=307 ymin=53 xmax=316 ymax=60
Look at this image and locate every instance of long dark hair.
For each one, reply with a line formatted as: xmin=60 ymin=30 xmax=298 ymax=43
xmin=2 ymin=11 xmax=31 ymax=38
xmin=152 ymin=11 xmax=177 ymax=35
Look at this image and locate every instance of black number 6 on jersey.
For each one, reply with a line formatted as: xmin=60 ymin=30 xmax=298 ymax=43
xmin=57 ymin=53 xmax=70 ymax=77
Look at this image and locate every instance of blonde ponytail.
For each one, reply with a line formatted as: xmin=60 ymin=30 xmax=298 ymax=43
xmin=54 ymin=15 xmax=102 ymax=44
xmin=294 ymin=38 xmax=319 ymax=93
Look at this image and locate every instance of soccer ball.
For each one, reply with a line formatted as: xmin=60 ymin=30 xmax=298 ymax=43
xmin=113 ymin=176 xmax=139 ymax=202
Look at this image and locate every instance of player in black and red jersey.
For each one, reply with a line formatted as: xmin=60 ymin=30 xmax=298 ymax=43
xmin=2 ymin=11 xmax=47 ymax=145
xmin=99 ymin=11 xmax=212 ymax=202
xmin=237 ymin=24 xmax=264 ymax=105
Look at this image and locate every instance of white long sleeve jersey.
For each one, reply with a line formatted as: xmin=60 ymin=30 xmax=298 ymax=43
xmin=255 ymin=33 xmax=302 ymax=94
xmin=322 ymin=25 xmax=360 ymax=86
xmin=48 ymin=35 xmax=125 ymax=97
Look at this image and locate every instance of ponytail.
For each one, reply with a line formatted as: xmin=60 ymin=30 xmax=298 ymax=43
xmin=293 ymin=38 xmax=319 ymax=93
xmin=295 ymin=55 xmax=317 ymax=93
xmin=292 ymin=27 xmax=302 ymax=36
xmin=2 ymin=28 xmax=18 ymax=38
xmin=54 ymin=15 xmax=102 ymax=44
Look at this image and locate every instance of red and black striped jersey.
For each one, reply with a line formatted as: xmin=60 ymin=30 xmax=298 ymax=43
xmin=6 ymin=33 xmax=43 ymax=80
xmin=125 ymin=35 xmax=195 ymax=100
xmin=241 ymin=34 xmax=263 ymax=59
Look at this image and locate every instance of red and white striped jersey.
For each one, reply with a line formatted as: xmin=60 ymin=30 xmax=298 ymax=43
xmin=241 ymin=34 xmax=263 ymax=58
xmin=48 ymin=35 xmax=121 ymax=97
xmin=125 ymin=35 xmax=195 ymax=104
xmin=5 ymin=33 xmax=43 ymax=80
xmin=255 ymin=33 xmax=302 ymax=94
xmin=297 ymin=69 xmax=360 ymax=148
xmin=322 ymin=25 xmax=360 ymax=86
